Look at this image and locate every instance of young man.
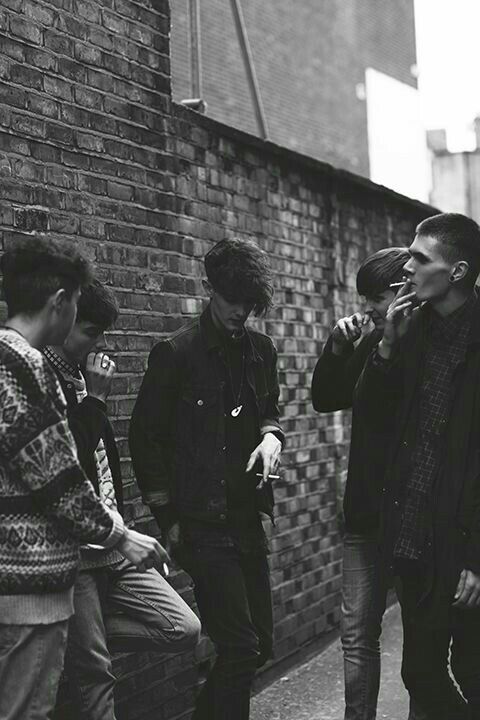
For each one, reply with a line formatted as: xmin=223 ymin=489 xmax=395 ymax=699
xmin=312 ymin=247 xmax=426 ymax=720
xmin=45 ymin=280 xmax=200 ymax=720
xmin=0 ymin=239 xmax=164 ymax=720
xmin=357 ymin=213 xmax=480 ymax=719
xmin=129 ymin=238 xmax=284 ymax=720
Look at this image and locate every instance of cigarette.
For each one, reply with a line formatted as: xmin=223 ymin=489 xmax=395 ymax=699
xmin=162 ymin=562 xmax=169 ymax=577
xmin=255 ymin=473 xmax=280 ymax=480
xmin=389 ymin=281 xmax=408 ymax=288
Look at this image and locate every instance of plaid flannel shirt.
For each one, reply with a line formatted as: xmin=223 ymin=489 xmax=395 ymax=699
xmin=394 ymin=295 xmax=476 ymax=560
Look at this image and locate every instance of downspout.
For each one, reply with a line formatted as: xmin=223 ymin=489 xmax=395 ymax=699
xmin=230 ymin=0 xmax=269 ymax=140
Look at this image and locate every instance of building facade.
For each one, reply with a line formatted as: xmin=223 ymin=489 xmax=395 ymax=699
xmin=428 ymin=121 xmax=480 ymax=224
xmin=170 ymin=0 xmax=425 ymax=195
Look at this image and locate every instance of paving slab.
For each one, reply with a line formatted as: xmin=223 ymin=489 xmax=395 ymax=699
xmin=252 ymin=603 xmax=409 ymax=720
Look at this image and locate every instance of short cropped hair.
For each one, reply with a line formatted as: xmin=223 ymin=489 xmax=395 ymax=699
xmin=416 ymin=213 xmax=480 ymax=288
xmin=356 ymin=247 xmax=409 ymax=297
xmin=1 ymin=237 xmax=91 ymax=317
xmin=204 ymin=238 xmax=274 ymax=316
xmin=76 ymin=279 xmax=119 ymax=330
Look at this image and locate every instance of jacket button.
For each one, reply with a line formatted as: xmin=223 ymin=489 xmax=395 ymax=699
xmin=220 ymin=513 xmax=226 ymax=520
xmin=220 ymin=480 xmax=225 ymax=486
xmin=222 ymin=446 xmax=226 ymax=451
xmin=403 ymin=441 xmax=408 ymax=447
xmin=394 ymin=500 xmax=399 ymax=507
xmin=197 ymin=399 xmax=204 ymax=406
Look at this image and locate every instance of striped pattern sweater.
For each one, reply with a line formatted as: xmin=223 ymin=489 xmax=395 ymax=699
xmin=0 ymin=329 xmax=124 ymax=595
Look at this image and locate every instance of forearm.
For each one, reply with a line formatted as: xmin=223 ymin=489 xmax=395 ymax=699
xmin=311 ymin=338 xmax=355 ymax=411
xmin=355 ymin=348 xmax=400 ymax=428
xmin=12 ymin=420 xmax=124 ymax=546
xmin=67 ymin=396 xmax=107 ymax=466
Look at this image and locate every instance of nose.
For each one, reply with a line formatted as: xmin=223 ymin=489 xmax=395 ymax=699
xmin=403 ymin=258 xmax=414 ymax=276
xmin=94 ymin=332 xmax=108 ymax=351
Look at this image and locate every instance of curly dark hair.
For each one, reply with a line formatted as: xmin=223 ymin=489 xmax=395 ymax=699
xmin=76 ymin=279 xmax=119 ymax=330
xmin=204 ymin=238 xmax=274 ymax=316
xmin=1 ymin=237 xmax=92 ymax=317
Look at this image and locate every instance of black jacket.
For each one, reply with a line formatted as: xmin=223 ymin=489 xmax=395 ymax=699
xmin=129 ymin=306 xmax=284 ymax=528
xmin=311 ymin=329 xmax=385 ymax=533
xmin=48 ymin=366 xmax=124 ymax=516
xmin=356 ymin=296 xmax=480 ymax=607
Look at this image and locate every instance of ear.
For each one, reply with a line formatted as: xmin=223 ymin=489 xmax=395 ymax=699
xmin=202 ymin=279 xmax=214 ymax=297
xmin=51 ymin=288 xmax=68 ymax=312
xmin=450 ymin=261 xmax=469 ymax=284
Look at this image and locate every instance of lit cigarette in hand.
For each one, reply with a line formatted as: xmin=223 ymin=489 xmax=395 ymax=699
xmin=255 ymin=473 xmax=280 ymax=480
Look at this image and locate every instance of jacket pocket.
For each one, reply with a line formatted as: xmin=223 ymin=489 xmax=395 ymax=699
xmin=176 ymin=387 xmax=220 ymax=459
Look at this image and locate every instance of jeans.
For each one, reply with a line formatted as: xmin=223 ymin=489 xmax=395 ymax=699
xmin=399 ymin=564 xmax=480 ymax=720
xmin=60 ymin=558 xmax=201 ymax=720
xmin=0 ymin=620 xmax=69 ymax=720
xmin=342 ymin=533 xmax=426 ymax=720
xmin=179 ymin=544 xmax=273 ymax=720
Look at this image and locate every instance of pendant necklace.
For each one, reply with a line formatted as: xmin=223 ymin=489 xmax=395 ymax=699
xmin=226 ymin=341 xmax=245 ymax=418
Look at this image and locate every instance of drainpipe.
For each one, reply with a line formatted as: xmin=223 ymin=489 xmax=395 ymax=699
xmin=230 ymin=0 xmax=269 ymax=140
xmin=189 ymin=0 xmax=202 ymax=98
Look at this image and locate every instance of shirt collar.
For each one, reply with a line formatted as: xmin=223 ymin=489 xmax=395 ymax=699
xmin=44 ymin=346 xmax=81 ymax=379
xmin=200 ymin=305 xmax=261 ymax=362
xmin=428 ymin=293 xmax=476 ymax=342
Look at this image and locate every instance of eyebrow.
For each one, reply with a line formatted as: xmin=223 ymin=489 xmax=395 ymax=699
xmin=409 ymin=249 xmax=430 ymax=262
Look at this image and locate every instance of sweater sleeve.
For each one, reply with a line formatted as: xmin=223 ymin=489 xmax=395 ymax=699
xmin=1 ymin=349 xmax=124 ymax=548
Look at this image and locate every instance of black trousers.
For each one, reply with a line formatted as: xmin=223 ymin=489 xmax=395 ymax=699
xmin=179 ymin=544 xmax=273 ymax=720
xmin=398 ymin=564 xmax=480 ymax=720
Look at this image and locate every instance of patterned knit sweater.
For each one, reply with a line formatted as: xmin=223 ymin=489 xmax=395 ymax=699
xmin=0 ymin=329 xmax=125 ymax=596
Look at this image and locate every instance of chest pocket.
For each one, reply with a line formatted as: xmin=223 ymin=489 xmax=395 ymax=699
xmin=177 ymin=387 xmax=221 ymax=456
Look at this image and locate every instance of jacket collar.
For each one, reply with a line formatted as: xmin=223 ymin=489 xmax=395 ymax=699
xmin=199 ymin=304 xmax=262 ymax=362
xmin=468 ymin=291 xmax=480 ymax=345
xmin=418 ymin=291 xmax=480 ymax=346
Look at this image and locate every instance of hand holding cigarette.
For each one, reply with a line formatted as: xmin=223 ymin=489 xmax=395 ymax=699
xmin=331 ymin=312 xmax=370 ymax=355
xmin=379 ymin=278 xmax=417 ymax=358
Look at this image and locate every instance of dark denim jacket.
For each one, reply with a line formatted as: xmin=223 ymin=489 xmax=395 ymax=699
xmin=129 ymin=306 xmax=284 ymax=525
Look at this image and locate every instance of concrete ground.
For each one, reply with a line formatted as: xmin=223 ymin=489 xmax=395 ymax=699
xmin=252 ymin=602 xmax=408 ymax=720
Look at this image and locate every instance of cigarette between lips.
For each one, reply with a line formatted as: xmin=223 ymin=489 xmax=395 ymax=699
xmin=389 ymin=281 xmax=408 ymax=288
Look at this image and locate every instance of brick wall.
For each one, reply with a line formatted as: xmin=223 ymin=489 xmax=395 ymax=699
xmin=0 ymin=1 xmax=433 ymax=717
xmin=170 ymin=0 xmax=417 ymax=177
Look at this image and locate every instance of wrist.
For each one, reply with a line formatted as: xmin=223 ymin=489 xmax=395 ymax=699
xmin=116 ymin=528 xmax=129 ymax=550
xmin=331 ymin=340 xmax=350 ymax=356
xmin=88 ymin=391 xmax=108 ymax=404
xmin=262 ymin=431 xmax=282 ymax=447
xmin=378 ymin=339 xmax=394 ymax=359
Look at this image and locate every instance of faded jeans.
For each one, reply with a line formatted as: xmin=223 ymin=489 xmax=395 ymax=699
xmin=0 ymin=620 xmax=69 ymax=720
xmin=60 ymin=558 xmax=201 ymax=720
xmin=342 ymin=533 xmax=426 ymax=720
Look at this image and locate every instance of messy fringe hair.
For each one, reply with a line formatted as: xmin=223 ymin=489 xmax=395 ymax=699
xmin=204 ymin=238 xmax=274 ymax=316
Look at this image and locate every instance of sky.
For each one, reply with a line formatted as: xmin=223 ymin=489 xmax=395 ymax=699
xmin=414 ymin=0 xmax=480 ymax=151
